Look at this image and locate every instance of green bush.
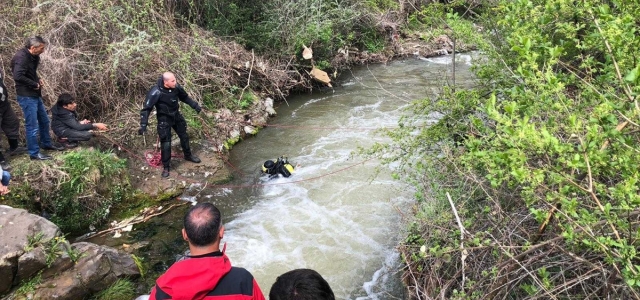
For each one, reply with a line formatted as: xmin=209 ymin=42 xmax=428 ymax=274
xmin=182 ymin=0 xmax=386 ymax=61
xmin=8 ymin=149 xmax=130 ymax=234
xmin=379 ymin=0 xmax=640 ymax=298
xmin=51 ymin=149 xmax=129 ymax=233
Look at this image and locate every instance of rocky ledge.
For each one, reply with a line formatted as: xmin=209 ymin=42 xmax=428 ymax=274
xmin=0 ymin=205 xmax=140 ymax=299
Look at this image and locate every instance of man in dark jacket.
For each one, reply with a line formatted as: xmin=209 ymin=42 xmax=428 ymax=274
xmin=51 ymin=93 xmax=107 ymax=148
xmin=0 ymin=70 xmax=27 ymax=170
xmin=11 ymin=36 xmax=64 ymax=160
xmin=139 ymin=72 xmax=201 ymax=178
xmin=149 ymin=203 xmax=266 ymax=300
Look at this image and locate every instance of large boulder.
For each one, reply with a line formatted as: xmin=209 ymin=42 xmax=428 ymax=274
xmin=0 ymin=205 xmax=60 ymax=293
xmin=1 ymin=206 xmax=141 ymax=299
xmin=32 ymin=242 xmax=140 ymax=299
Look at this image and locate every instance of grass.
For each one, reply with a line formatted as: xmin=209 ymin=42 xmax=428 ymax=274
xmin=92 ymin=279 xmax=136 ymax=300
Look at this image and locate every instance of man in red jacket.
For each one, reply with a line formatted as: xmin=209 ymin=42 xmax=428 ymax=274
xmin=149 ymin=202 xmax=265 ymax=300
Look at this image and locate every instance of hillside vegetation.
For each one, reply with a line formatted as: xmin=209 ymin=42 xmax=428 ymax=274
xmin=380 ymin=0 xmax=640 ymax=298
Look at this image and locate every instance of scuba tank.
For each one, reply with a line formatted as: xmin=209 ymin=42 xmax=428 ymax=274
xmin=277 ymin=156 xmax=294 ymax=178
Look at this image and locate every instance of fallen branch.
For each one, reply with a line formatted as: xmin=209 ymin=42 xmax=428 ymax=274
xmin=75 ymin=202 xmax=187 ymax=242
xmin=447 ymin=192 xmax=468 ymax=293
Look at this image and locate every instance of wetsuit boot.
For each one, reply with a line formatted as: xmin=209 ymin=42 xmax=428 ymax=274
xmin=181 ymin=140 xmax=201 ymax=163
xmin=162 ymin=167 xmax=170 ymax=178
xmin=161 ymin=142 xmax=172 ymax=178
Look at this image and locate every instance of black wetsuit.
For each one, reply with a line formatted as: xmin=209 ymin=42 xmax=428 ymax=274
xmin=140 ymin=77 xmax=201 ymax=168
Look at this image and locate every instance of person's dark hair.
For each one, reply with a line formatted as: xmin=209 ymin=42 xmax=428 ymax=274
xmin=24 ymin=36 xmax=46 ymax=49
xmin=184 ymin=203 xmax=222 ymax=247
xmin=269 ymin=269 xmax=335 ymax=300
xmin=56 ymin=93 xmax=75 ymax=107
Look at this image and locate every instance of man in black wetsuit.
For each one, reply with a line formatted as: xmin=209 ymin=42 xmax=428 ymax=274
xmin=139 ymin=72 xmax=202 ymax=178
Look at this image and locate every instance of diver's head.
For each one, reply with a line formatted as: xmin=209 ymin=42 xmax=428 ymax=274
xmin=262 ymin=160 xmax=275 ymax=172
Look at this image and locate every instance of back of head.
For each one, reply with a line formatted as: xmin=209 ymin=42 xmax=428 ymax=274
xmin=263 ymin=160 xmax=275 ymax=169
xmin=183 ymin=203 xmax=222 ymax=247
xmin=269 ymin=269 xmax=335 ymax=300
xmin=56 ymin=93 xmax=74 ymax=107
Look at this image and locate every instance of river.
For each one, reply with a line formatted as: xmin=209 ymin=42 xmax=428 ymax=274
xmin=99 ymin=54 xmax=476 ymax=299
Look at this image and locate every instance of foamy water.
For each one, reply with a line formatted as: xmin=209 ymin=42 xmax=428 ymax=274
xmin=202 ymin=56 xmax=476 ymax=299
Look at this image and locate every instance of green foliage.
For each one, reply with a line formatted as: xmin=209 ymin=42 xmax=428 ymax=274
xmin=406 ymin=1 xmax=486 ymax=49
xmin=364 ymin=0 xmax=399 ymax=12
xmin=361 ymin=28 xmax=385 ymax=53
xmin=44 ymin=236 xmax=74 ymax=267
xmin=383 ymin=0 xmax=640 ymax=298
xmin=223 ymin=135 xmax=242 ymax=150
xmin=132 ymin=254 xmax=145 ymax=278
xmin=7 ymin=149 xmax=132 ymax=235
xmin=24 ymin=232 xmax=46 ymax=252
xmin=92 ymin=279 xmax=136 ymax=300
xmin=15 ymin=273 xmax=42 ymax=297
xmin=47 ymin=149 xmax=129 ymax=234
xmin=184 ymin=0 xmax=385 ymax=60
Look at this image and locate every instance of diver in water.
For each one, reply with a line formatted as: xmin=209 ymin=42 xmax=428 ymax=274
xmin=262 ymin=156 xmax=295 ymax=178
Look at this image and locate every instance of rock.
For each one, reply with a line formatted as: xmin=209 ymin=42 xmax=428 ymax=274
xmin=244 ymin=125 xmax=256 ymax=135
xmin=0 ymin=255 xmax=18 ymax=293
xmin=229 ymin=129 xmax=240 ymax=139
xmin=33 ymin=242 xmax=140 ymax=300
xmin=263 ymin=98 xmax=276 ymax=116
xmin=310 ymin=67 xmax=332 ymax=87
xmin=16 ymin=247 xmax=47 ymax=283
xmin=0 ymin=206 xmax=60 ymax=293
xmin=264 ymin=97 xmax=274 ymax=108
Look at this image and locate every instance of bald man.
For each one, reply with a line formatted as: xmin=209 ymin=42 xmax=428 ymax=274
xmin=149 ymin=203 xmax=266 ymax=300
xmin=139 ymin=72 xmax=202 ymax=178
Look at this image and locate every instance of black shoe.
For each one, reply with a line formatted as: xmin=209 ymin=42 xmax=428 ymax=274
xmin=0 ymin=161 xmax=11 ymax=171
xmin=30 ymin=153 xmax=52 ymax=160
xmin=161 ymin=167 xmax=170 ymax=178
xmin=184 ymin=155 xmax=201 ymax=163
xmin=42 ymin=144 xmax=65 ymax=151
xmin=8 ymin=147 xmax=27 ymax=156
xmin=64 ymin=142 xmax=78 ymax=149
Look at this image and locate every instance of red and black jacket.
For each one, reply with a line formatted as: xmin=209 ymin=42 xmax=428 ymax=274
xmin=149 ymin=251 xmax=265 ymax=300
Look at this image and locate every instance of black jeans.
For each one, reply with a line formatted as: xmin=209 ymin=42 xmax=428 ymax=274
xmin=58 ymin=129 xmax=92 ymax=142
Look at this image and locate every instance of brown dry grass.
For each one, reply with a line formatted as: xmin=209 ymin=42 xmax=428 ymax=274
xmin=0 ymin=0 xmax=308 ymax=151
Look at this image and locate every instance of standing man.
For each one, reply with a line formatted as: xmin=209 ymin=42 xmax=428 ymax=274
xmin=0 ymin=69 xmax=27 ymax=170
xmin=139 ymin=72 xmax=201 ymax=178
xmin=11 ymin=36 xmax=64 ymax=160
xmin=149 ymin=202 xmax=266 ymax=300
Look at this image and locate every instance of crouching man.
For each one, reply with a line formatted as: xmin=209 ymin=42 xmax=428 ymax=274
xmin=51 ymin=93 xmax=107 ymax=148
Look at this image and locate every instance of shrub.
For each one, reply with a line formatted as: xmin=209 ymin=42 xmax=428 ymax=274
xmin=9 ymin=149 xmax=130 ymax=234
xmin=378 ymin=0 xmax=640 ymax=298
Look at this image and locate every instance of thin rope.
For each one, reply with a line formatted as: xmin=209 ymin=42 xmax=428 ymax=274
xmin=99 ymin=132 xmax=379 ymax=190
